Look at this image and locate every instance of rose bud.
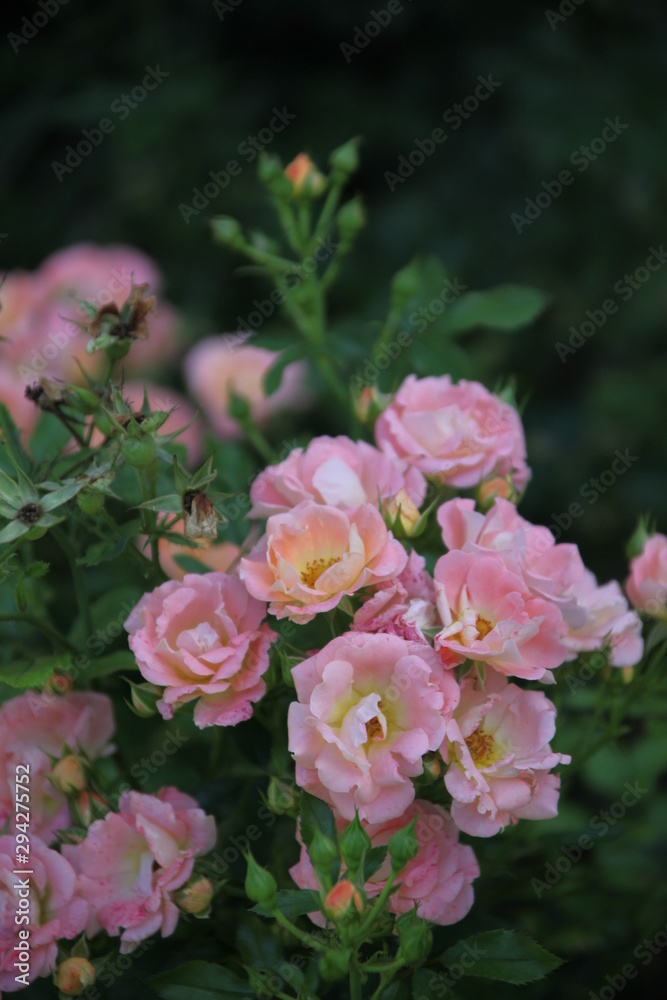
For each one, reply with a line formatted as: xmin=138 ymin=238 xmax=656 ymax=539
xmin=383 ymin=488 xmax=421 ymax=537
xmin=51 ymin=756 xmax=86 ymax=794
xmin=285 ymin=153 xmax=326 ymax=197
xmin=176 ymin=877 xmax=214 ymax=916
xmin=55 ymin=957 xmax=96 ymax=996
xmin=323 ymin=880 xmax=363 ymax=921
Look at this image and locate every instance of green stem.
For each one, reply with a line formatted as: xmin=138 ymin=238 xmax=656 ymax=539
xmin=272 ymin=910 xmax=328 ymax=953
xmin=52 ymin=526 xmax=93 ymax=638
xmin=274 ymin=200 xmax=305 ymax=256
xmin=311 ymin=179 xmax=343 ymax=252
xmin=349 ymin=961 xmax=363 ymax=1000
xmin=0 ymin=614 xmax=80 ymax=655
xmin=368 ymin=960 xmax=406 ymax=1000
xmin=358 ymin=873 xmax=397 ymax=938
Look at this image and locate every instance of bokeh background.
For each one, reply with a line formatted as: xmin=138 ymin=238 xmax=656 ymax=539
xmin=1 ymin=1 xmax=666 ymax=998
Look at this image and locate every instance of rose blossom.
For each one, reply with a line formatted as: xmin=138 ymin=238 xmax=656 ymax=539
xmin=1 ymin=835 xmax=88 ymax=992
xmin=249 ymin=435 xmax=426 ymax=518
xmin=626 ymin=533 xmax=667 ymax=619
xmin=290 ymin=800 xmax=479 ymax=926
xmin=63 ymin=788 xmax=216 ymax=953
xmin=442 ymin=671 xmax=571 ymax=837
xmin=184 ymin=335 xmax=307 ymax=440
xmin=0 ymin=692 xmax=115 ymax=845
xmin=240 ymin=501 xmax=408 ymax=624
xmin=434 ymin=550 xmax=567 ymax=681
xmin=287 ymin=632 xmax=460 ymax=823
xmin=563 ymin=572 xmax=644 ymax=667
xmin=352 ymin=549 xmax=437 ymax=643
xmin=375 ymin=374 xmax=530 ymax=489
xmin=125 ymin=572 xmax=277 ymax=728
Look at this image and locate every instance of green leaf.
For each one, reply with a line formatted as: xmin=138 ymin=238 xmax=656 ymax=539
xmin=299 ymin=789 xmax=338 ymax=849
xmin=146 ymin=960 xmax=250 ymax=999
xmin=438 ymin=930 xmax=563 ymax=985
xmin=443 ymin=285 xmax=549 ymax=334
xmin=364 ymin=845 xmax=388 ymax=880
xmin=138 ymin=493 xmax=183 ymax=513
xmin=263 ymin=344 xmax=306 ymax=396
xmin=0 ymin=520 xmax=28 ymax=544
xmin=0 ymin=655 xmax=69 ymax=689
xmin=412 ymin=968 xmax=457 ymax=999
xmin=251 ymin=888 xmax=320 ymax=919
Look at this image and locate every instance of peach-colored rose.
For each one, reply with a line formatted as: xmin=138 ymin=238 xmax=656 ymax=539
xmin=288 ymin=633 xmax=459 ymax=823
xmin=1 ymin=834 xmax=88 ymax=991
xmin=184 ymin=335 xmax=307 ymax=440
xmin=239 ymin=501 xmax=408 ymax=623
xmin=375 ymin=375 xmax=530 ymax=490
xmin=0 ymin=692 xmax=115 ymax=845
xmin=290 ymin=800 xmax=479 ymax=926
xmin=63 ymin=788 xmax=216 ymax=953
xmin=626 ymin=533 xmax=667 ymax=619
xmin=352 ymin=549 xmax=437 ymax=644
xmin=563 ymin=573 xmax=643 ymax=668
xmin=442 ymin=671 xmax=570 ymax=837
xmin=249 ymin=435 xmax=426 ymax=518
xmin=125 ymin=572 xmax=277 ymax=727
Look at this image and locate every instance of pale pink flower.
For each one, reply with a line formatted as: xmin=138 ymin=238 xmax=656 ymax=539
xmin=63 ymin=788 xmax=216 ymax=953
xmin=287 ymin=632 xmax=460 ymax=823
xmin=290 ymin=800 xmax=478 ymax=926
xmin=434 ymin=550 xmax=567 ymax=681
xmin=249 ymin=435 xmax=426 ymax=518
xmin=0 ymin=834 xmax=88 ymax=992
xmin=442 ymin=671 xmax=571 ymax=837
xmin=0 ymin=692 xmax=115 ymax=845
xmin=626 ymin=533 xmax=667 ymax=619
xmin=352 ymin=549 xmax=437 ymax=644
xmin=125 ymin=572 xmax=276 ymax=727
xmin=563 ymin=572 xmax=644 ymax=668
xmin=184 ymin=336 xmax=307 ymax=440
xmin=375 ymin=375 xmax=530 ymax=489
xmin=240 ymin=501 xmax=408 ymax=624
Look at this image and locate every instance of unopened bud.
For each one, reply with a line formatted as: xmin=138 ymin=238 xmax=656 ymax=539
xmin=329 ymin=137 xmax=360 ymax=177
xmin=245 ymin=852 xmax=277 ymax=910
xmin=388 ymin=817 xmax=419 ymax=873
xmin=55 ymin=957 xmax=96 ymax=996
xmin=176 ymin=877 xmax=214 ymax=916
xmin=422 ymin=753 xmax=442 ymax=780
xmin=51 ymin=756 xmax=86 ymax=794
xmin=354 ymin=385 xmax=388 ymax=424
xmin=337 ymin=196 xmax=365 ymax=241
xmin=323 ymin=880 xmax=363 ymax=921
xmin=127 ymin=678 xmax=162 ymax=718
xmin=339 ymin=814 xmax=371 ymax=873
xmin=384 ymin=489 xmax=421 ymax=536
xmin=285 ymin=153 xmax=326 ymax=197
xmin=319 ymin=949 xmax=352 ymax=981
xmin=211 ymin=216 xmax=244 ymax=246
xmin=266 ymin=777 xmax=297 ymax=815
xmin=477 ymin=476 xmax=514 ymax=509
xmin=308 ymin=828 xmax=338 ymax=876
xmin=44 ymin=673 xmax=72 ymax=697
xmin=396 ymin=909 xmax=433 ymax=963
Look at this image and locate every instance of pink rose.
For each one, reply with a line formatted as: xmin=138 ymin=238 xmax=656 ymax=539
xmin=626 ymin=533 xmax=667 ymax=619
xmin=288 ymin=632 xmax=460 ymax=823
xmin=125 ymin=572 xmax=277 ymax=728
xmin=63 ymin=788 xmax=216 ymax=953
xmin=240 ymin=501 xmax=408 ymax=624
xmin=184 ymin=335 xmax=307 ymax=440
xmin=1 ymin=835 xmax=88 ymax=991
xmin=290 ymin=800 xmax=478 ymax=926
xmin=375 ymin=375 xmax=530 ymax=489
xmin=434 ymin=550 xmax=567 ymax=681
xmin=249 ymin=435 xmax=426 ymax=518
xmin=563 ymin=573 xmax=644 ymax=668
xmin=0 ymin=692 xmax=115 ymax=845
xmin=443 ymin=672 xmax=571 ymax=837
xmin=352 ymin=549 xmax=437 ymax=643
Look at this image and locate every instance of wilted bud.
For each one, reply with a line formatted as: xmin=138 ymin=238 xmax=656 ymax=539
xmin=285 ymin=153 xmax=326 ymax=197
xmin=388 ymin=817 xmax=419 ymax=873
xmin=25 ymin=377 xmax=65 ymax=411
xmin=323 ymin=880 xmax=363 ymax=921
xmin=384 ymin=489 xmax=421 ymax=537
xmin=245 ymin=852 xmax=277 ymax=910
xmin=319 ymin=949 xmax=352 ymax=982
xmin=55 ymin=957 xmax=96 ymax=996
xmin=176 ymin=877 xmax=214 ymax=916
xmin=396 ymin=909 xmax=433 ymax=963
xmin=183 ymin=491 xmax=219 ymax=542
xmin=127 ymin=678 xmax=162 ymax=718
xmin=477 ymin=476 xmax=515 ymax=509
xmin=266 ymin=777 xmax=297 ymax=815
xmin=51 ymin=756 xmax=86 ymax=794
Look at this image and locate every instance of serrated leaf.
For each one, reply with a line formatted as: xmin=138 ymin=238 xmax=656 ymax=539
xmin=251 ymin=889 xmax=320 ymax=919
xmin=439 ymin=930 xmax=563 ymax=985
xmin=0 ymin=656 xmax=66 ymax=689
xmin=443 ymin=285 xmax=549 ymax=335
xmin=146 ymin=960 xmax=250 ymax=999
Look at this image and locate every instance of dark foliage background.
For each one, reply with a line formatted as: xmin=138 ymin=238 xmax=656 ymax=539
xmin=1 ymin=1 xmax=666 ymax=998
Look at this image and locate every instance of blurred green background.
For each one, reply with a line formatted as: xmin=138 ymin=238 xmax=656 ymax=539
xmin=1 ymin=1 xmax=666 ymax=997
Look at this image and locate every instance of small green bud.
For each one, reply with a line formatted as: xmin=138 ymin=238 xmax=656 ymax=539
xmin=337 ymin=196 xmax=365 ymax=241
xmin=257 ymin=152 xmax=283 ymax=185
xmin=329 ymin=138 xmax=360 ymax=177
xmin=211 ymin=216 xmax=244 ymax=247
xmin=76 ymin=490 xmax=106 ymax=515
xmin=388 ymin=817 xmax=419 ymax=873
xmin=244 ymin=852 xmax=277 ymax=910
xmin=121 ymin=435 xmax=157 ymax=468
xmin=125 ymin=678 xmax=162 ymax=718
xmin=308 ymin=828 xmax=338 ymax=875
xmin=396 ymin=908 xmax=433 ymax=963
xmin=627 ymin=515 xmax=653 ymax=561
xmin=318 ymin=949 xmax=352 ymax=982
xmin=339 ymin=814 xmax=371 ymax=872
xmin=266 ymin=777 xmax=297 ymax=815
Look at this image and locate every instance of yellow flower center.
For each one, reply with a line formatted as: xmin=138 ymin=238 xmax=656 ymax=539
xmin=476 ymin=616 xmax=494 ymax=639
xmin=464 ymin=727 xmax=501 ymax=768
xmin=300 ymin=556 xmax=340 ymax=589
xmin=366 ymin=715 xmax=384 ymax=741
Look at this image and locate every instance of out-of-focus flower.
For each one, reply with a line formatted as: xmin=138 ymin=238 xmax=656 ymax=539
xmin=375 ymin=374 xmax=530 ymax=490
xmin=185 ymin=336 xmax=307 ymax=440
xmin=249 ymin=435 xmax=426 ymax=518
xmin=63 ymin=788 xmax=216 ymax=953
xmin=563 ymin=573 xmax=644 ymax=667
xmin=240 ymin=501 xmax=408 ymax=623
xmin=442 ymin=671 xmax=570 ymax=837
xmin=0 ymin=692 xmax=114 ymax=844
xmin=626 ymin=533 xmax=667 ymax=620
xmin=125 ymin=572 xmax=277 ymax=727
xmin=285 ymin=153 xmax=326 ymax=196
xmin=288 ymin=632 xmax=459 ymax=822
xmin=0 ymin=835 xmax=88 ymax=991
